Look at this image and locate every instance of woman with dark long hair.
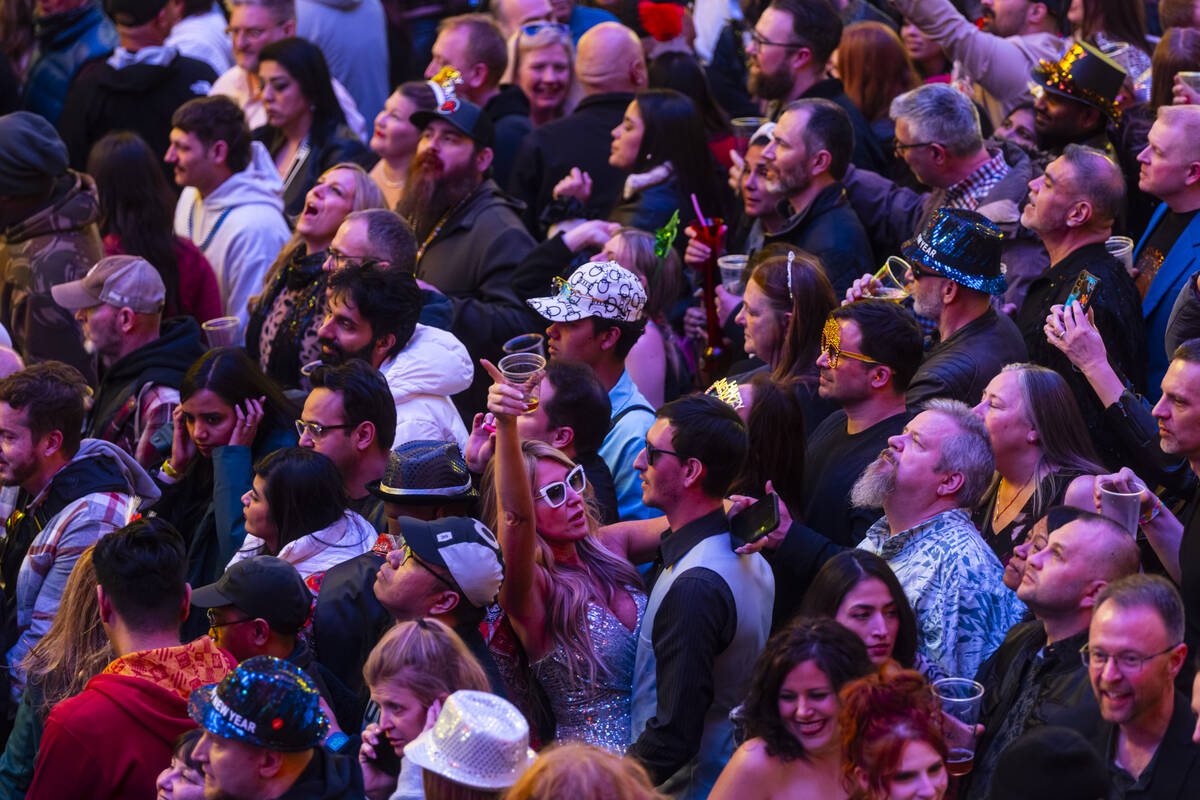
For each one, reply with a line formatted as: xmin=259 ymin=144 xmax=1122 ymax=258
xmin=369 ymin=81 xmax=438 ymax=209
xmin=87 ymin=132 xmax=222 ymax=323
xmin=709 ymin=618 xmax=872 ymax=800
xmin=1068 ymin=0 xmax=1152 ymax=94
xmin=648 ymin=51 xmax=735 ymax=169
xmin=252 ymin=37 xmax=374 ymax=217
xmin=550 ymin=88 xmax=730 ymax=233
xmin=230 ymin=447 xmax=373 ymax=583
xmin=150 ymin=347 xmax=298 ymax=604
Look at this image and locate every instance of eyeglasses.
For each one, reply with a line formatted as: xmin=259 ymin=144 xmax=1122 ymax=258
xmin=224 ymin=23 xmax=281 ymax=40
xmin=1079 ymin=643 xmax=1181 ymax=673
xmin=748 ymin=29 xmax=803 ymax=50
xmin=535 ymin=464 xmax=587 ymax=508
xmin=893 ymin=139 xmax=937 ymax=155
xmin=206 ymin=608 xmax=255 ymax=633
xmin=324 ymin=248 xmax=386 ymax=272
xmin=820 ymin=318 xmax=880 ymax=369
xmin=399 ymin=542 xmax=460 ymax=594
xmin=520 ymin=21 xmax=570 ymax=37
xmin=295 ymin=419 xmax=352 ymax=440
xmin=551 ymin=276 xmax=606 ymax=305
xmin=644 ymin=440 xmax=682 ymax=467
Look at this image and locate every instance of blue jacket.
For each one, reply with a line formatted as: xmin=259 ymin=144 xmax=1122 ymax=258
xmin=24 ymin=5 xmax=117 ymax=126
xmin=1135 ymin=202 xmax=1200 ymax=399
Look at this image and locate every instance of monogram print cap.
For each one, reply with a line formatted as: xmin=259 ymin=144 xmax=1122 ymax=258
xmin=527 ymin=261 xmax=647 ymax=323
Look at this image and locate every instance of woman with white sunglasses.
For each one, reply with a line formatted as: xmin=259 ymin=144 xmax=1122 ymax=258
xmin=479 ymin=359 xmax=659 ymax=754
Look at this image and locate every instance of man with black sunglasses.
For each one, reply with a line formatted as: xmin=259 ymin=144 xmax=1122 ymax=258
xmin=628 ymin=394 xmax=773 ymax=800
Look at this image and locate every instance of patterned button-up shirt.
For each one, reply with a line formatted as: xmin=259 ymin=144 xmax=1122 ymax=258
xmin=943 ymin=150 xmax=1010 ymax=213
xmin=859 ymin=508 xmax=1026 ymax=679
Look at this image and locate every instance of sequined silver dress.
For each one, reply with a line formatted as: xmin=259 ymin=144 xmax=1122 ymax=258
xmin=532 ymin=588 xmax=647 ymax=753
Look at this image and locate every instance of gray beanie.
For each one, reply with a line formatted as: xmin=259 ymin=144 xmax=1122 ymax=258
xmin=0 ymin=112 xmax=69 ymax=196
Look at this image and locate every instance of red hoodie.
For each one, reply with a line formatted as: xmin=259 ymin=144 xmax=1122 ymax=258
xmin=27 ymin=637 xmax=237 ymax=800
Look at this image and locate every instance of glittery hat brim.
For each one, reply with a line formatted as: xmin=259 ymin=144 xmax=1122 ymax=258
xmin=1030 ymin=64 xmax=1123 ymax=122
xmin=404 ymin=730 xmax=537 ymax=790
xmin=900 ymin=240 xmax=1008 ymax=296
xmin=187 ymin=683 xmax=327 ymax=753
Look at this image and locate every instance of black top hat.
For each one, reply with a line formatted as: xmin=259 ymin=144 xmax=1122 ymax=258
xmin=410 ymin=66 xmax=496 ymax=149
xmin=900 ymin=208 xmax=1007 ymax=295
xmin=365 ymin=440 xmax=479 ymax=506
xmin=1030 ymin=42 xmax=1127 ymax=121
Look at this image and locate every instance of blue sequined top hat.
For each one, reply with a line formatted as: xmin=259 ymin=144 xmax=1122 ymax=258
xmin=1031 ymin=41 xmax=1127 ymax=122
xmin=188 ymin=656 xmax=328 ymax=752
xmin=900 ymin=208 xmax=1007 ymax=296
xmin=365 ymin=440 xmax=478 ymax=506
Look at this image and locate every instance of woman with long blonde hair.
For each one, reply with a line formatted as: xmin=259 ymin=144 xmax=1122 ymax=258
xmin=481 ymin=360 xmax=656 ymax=754
xmin=505 ymin=22 xmax=580 ymax=127
xmin=245 ymin=161 xmax=385 ymax=389
xmin=0 ymin=547 xmax=110 ymax=797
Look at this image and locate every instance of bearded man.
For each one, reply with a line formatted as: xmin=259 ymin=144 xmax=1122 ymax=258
xmin=399 ymin=95 xmax=537 ymax=415
xmin=850 ymin=399 xmax=1026 ymax=678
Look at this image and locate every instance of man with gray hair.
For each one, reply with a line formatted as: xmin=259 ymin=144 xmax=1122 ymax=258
xmin=843 ymin=82 xmax=1041 ymax=301
xmin=760 ymin=97 xmax=873 ymax=294
xmin=1019 ymin=144 xmax=1146 ymax=466
xmin=1087 ymin=574 xmax=1200 ymax=798
xmin=852 ymin=399 xmax=1025 ymax=678
xmin=208 ymin=0 xmax=366 ymax=139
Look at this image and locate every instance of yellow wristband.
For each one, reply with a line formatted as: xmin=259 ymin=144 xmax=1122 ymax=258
xmin=161 ymin=459 xmax=181 ymax=479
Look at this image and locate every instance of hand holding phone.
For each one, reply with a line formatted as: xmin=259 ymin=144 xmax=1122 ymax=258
xmin=730 ymin=495 xmax=780 ymax=548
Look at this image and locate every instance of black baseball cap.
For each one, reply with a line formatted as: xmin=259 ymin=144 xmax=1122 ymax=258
xmin=191 ymin=556 xmax=312 ymax=635
xmin=411 ymin=98 xmax=496 ymax=150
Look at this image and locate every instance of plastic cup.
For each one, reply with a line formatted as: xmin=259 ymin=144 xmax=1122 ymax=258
xmin=1105 ymin=235 xmax=1135 ymax=277
xmin=502 ymin=333 xmax=546 ymax=358
xmin=731 ymin=116 xmax=767 ymax=155
xmin=202 ymin=316 xmax=241 ymax=349
xmin=497 ymin=353 xmax=546 ymax=413
xmin=718 ymin=254 xmax=749 ymax=294
xmin=932 ymin=678 xmax=984 ymax=777
xmin=1098 ymin=478 xmax=1144 ymax=535
xmin=870 ymin=257 xmax=911 ymax=301
xmin=1179 ymin=71 xmax=1200 ymax=93
xmin=688 ymin=217 xmax=725 ymax=263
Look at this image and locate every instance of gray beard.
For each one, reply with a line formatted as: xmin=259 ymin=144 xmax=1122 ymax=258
xmin=850 ymin=455 xmax=896 ymax=509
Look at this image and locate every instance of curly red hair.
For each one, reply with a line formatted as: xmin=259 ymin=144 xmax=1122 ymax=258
xmin=839 ymin=667 xmax=948 ymax=798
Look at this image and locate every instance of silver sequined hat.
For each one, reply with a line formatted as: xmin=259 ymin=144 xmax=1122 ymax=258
xmin=527 ymin=261 xmax=647 ymax=323
xmin=404 ymin=690 xmax=536 ymax=789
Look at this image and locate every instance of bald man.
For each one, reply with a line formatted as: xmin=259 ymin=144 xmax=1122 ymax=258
xmin=507 ymin=21 xmax=647 ymax=236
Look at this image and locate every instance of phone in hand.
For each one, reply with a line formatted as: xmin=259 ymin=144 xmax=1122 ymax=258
xmin=366 ymin=738 xmax=402 ymax=777
xmin=730 ymin=495 xmax=780 ymax=548
xmin=1065 ymin=270 xmax=1101 ymax=314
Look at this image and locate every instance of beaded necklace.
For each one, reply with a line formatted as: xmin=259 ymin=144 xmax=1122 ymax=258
xmin=413 ymin=191 xmax=472 ymax=264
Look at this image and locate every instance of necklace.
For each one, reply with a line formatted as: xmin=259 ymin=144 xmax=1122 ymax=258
xmin=413 ymin=191 xmax=472 ymax=264
xmin=378 ymin=161 xmax=405 ymax=188
xmin=994 ymin=472 xmax=1038 ymax=522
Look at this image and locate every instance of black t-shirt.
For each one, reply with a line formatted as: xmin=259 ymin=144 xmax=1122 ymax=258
xmin=1136 ymin=209 xmax=1200 ymax=299
xmin=799 ymin=407 xmax=910 ymax=547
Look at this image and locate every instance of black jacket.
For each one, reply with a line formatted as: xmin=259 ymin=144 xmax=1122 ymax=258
xmin=87 ymin=316 xmax=205 ymax=445
xmin=965 ymin=623 xmax=1100 ymax=800
xmin=253 ymin=119 xmax=374 ymax=218
xmin=485 ymin=84 xmax=532 ymax=190
xmin=764 ymin=182 xmax=874 ymax=296
xmin=1017 ymin=242 xmax=1147 ymax=468
xmin=906 ymin=306 xmax=1028 ymax=407
xmin=277 ymin=745 xmax=363 ymax=800
xmin=508 ymin=91 xmax=634 ymax=237
xmin=58 ymin=51 xmax=215 ymax=174
xmin=609 ymin=171 xmax=689 ymax=235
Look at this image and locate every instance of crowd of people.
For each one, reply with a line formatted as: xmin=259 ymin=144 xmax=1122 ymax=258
xmin=6 ymin=0 xmax=1200 ymax=797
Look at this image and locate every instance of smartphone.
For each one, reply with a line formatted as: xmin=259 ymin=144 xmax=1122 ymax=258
xmin=366 ymin=738 xmax=403 ymax=777
xmin=730 ymin=495 xmax=780 ymax=547
xmin=1065 ymin=270 xmax=1101 ymax=314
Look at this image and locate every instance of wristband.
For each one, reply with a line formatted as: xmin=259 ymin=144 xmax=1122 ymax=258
xmin=1139 ymin=494 xmax=1163 ymax=526
xmin=326 ymin=731 xmax=351 ymax=752
xmin=161 ymin=459 xmax=181 ymax=479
